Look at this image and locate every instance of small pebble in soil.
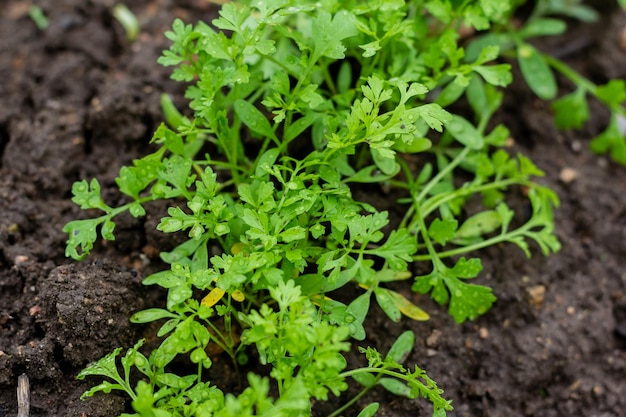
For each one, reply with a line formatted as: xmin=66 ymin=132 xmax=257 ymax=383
xmin=571 ymin=140 xmax=582 ymax=152
xmin=426 ymin=329 xmax=442 ymax=347
xmin=14 ymin=255 xmax=29 ymax=265
xmin=478 ymin=327 xmax=489 ymax=339
xmin=28 ymin=306 xmax=41 ymax=317
xmin=526 ymin=285 xmax=546 ymax=308
xmin=559 ymin=167 xmax=578 ymax=183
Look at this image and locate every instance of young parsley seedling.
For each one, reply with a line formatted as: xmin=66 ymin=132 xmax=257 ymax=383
xmin=66 ymin=1 xmax=574 ymax=415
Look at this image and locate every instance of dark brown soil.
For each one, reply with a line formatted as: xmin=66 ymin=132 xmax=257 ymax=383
xmin=1 ymin=1 xmax=625 ymax=416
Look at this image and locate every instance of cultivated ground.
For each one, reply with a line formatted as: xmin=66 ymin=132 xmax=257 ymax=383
xmin=1 ymin=1 xmax=625 ymax=416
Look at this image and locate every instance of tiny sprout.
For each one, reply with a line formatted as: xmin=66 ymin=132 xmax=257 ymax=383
xmin=112 ymin=4 xmax=139 ymax=42
xmin=28 ymin=6 xmax=48 ymax=30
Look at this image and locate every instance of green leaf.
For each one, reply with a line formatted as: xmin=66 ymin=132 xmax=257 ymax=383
xmin=284 ymin=113 xmax=318 ymax=142
xmin=393 ymin=137 xmax=432 ymax=154
xmin=412 ymin=104 xmax=452 ymax=132
xmin=374 ymin=287 xmax=402 ymax=322
xmin=371 ymin=147 xmax=399 ymax=175
xmin=446 ymin=279 xmax=495 ymax=323
xmin=71 ymin=179 xmax=108 ymax=211
xmin=160 ymin=94 xmax=184 ymax=129
xmin=380 ymin=378 xmax=412 ymax=398
xmin=413 ymin=258 xmax=492 ymax=323
xmin=254 ymin=148 xmax=280 ymax=177
xmin=130 ymin=308 xmax=178 ymax=323
xmin=101 ymin=219 xmax=116 ymax=241
xmin=311 ymin=10 xmax=358 ymax=61
xmin=465 ymin=33 xmax=514 ymax=62
xmin=520 ymin=18 xmax=567 ymax=38
xmin=590 ymin=116 xmax=626 ymax=165
xmin=234 ymin=100 xmax=277 ymax=141
xmin=473 ymin=64 xmax=512 ymax=87
xmin=371 ymin=229 xmax=416 ymax=271
xmin=551 ymin=88 xmax=589 ymax=130
xmin=428 ymin=218 xmax=458 ymax=246
xmin=357 ymin=402 xmax=380 ymax=417
xmin=595 ymin=80 xmax=626 ymax=109
xmin=435 ymin=78 xmax=468 ymax=107
xmin=518 ymin=43 xmax=557 ymax=100
xmin=445 ymin=115 xmax=484 ymax=150
xmin=63 ymin=218 xmax=100 ymax=260
xmin=346 ymin=291 xmax=371 ymax=326
xmin=455 ymin=211 xmax=501 ymax=240
xmin=450 ymin=257 xmax=483 ymax=278
xmin=352 ymin=372 xmax=376 ymax=388
xmin=387 ymin=330 xmax=415 ymax=363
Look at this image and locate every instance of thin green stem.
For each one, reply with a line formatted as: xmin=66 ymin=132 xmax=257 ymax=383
xmin=413 ymin=223 xmax=528 ymax=261
xmin=411 ymin=187 xmax=445 ymax=270
xmin=417 ymin=147 xmax=470 ymax=202
xmin=542 ymin=53 xmax=597 ymax=94
xmin=419 ymin=178 xmax=521 ymax=218
xmin=327 ymin=384 xmax=378 ymax=417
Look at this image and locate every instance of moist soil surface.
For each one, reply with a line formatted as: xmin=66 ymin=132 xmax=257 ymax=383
xmin=1 ymin=1 xmax=625 ymax=416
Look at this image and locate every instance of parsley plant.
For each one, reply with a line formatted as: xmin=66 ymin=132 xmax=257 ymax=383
xmin=61 ymin=1 xmax=616 ymax=415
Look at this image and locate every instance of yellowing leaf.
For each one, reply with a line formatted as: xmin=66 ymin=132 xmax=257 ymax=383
xmin=386 ymin=289 xmax=430 ymax=321
xmin=232 ymin=289 xmax=245 ymax=302
xmin=201 ymin=288 xmax=225 ymax=307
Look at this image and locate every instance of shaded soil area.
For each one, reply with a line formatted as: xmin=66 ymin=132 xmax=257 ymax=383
xmin=1 ymin=1 xmax=625 ymax=416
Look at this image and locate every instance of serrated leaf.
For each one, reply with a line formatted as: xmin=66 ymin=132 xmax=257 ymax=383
xmin=280 ymin=226 xmax=307 ymax=243
xmin=595 ymin=79 xmax=626 ymax=109
xmin=71 ymin=179 xmax=108 ymax=210
xmin=551 ymin=88 xmax=589 ymax=130
xmin=412 ymin=103 xmax=452 ymax=132
xmin=473 ymin=64 xmax=512 ymax=87
xmin=371 ymin=229 xmax=416 ymax=270
xmin=77 ymin=347 xmax=123 ymax=381
xmin=590 ymin=116 xmax=626 ymax=165
xmin=101 ymin=219 xmax=116 ymax=241
xmin=428 ymin=218 xmax=458 ymax=246
xmin=63 ymin=218 xmax=99 ymax=260
xmin=450 ymin=257 xmax=483 ymax=278
xmin=455 ymin=211 xmax=501 ymax=239
xmin=311 ymin=10 xmax=358 ymax=61
xmin=446 ymin=279 xmax=495 ymax=323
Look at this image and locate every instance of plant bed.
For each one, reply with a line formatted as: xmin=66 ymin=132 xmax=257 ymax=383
xmin=1 ymin=1 xmax=625 ymax=416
